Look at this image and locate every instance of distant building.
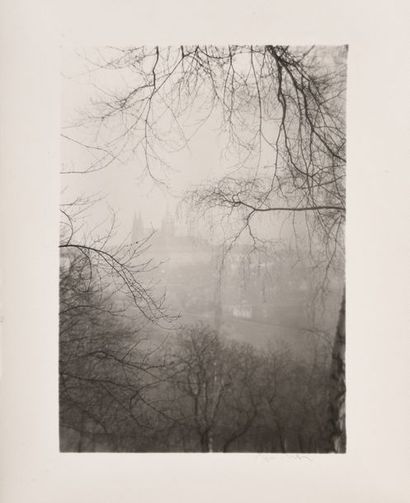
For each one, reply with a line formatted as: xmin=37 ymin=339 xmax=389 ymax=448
xmin=128 ymin=211 xmax=338 ymax=331
xmin=130 ymin=211 xmax=212 ymax=265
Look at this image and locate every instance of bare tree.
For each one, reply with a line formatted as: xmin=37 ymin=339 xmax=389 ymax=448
xmin=59 ymin=199 xmax=177 ymax=451
xmin=165 ymin=324 xmax=228 ymax=451
xmin=60 ymin=198 xmax=171 ymax=322
xmin=63 ymin=45 xmax=346 ymax=451
xmin=218 ymin=341 xmax=261 ymax=452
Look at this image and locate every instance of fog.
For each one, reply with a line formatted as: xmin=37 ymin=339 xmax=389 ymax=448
xmin=60 ymin=46 xmax=346 ymax=452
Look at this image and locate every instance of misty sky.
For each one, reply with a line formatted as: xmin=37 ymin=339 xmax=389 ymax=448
xmin=61 ymin=48 xmax=315 ymax=249
xmin=62 ymin=50 xmax=235 ymax=239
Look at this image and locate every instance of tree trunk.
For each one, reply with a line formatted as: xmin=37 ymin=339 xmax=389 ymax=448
xmin=77 ymin=411 xmax=86 ymax=452
xmin=327 ymin=288 xmax=346 ymax=452
xmin=200 ymin=430 xmax=211 ymax=452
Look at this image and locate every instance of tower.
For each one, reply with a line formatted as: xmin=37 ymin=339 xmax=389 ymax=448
xmin=131 ymin=212 xmax=144 ymax=243
xmin=160 ymin=214 xmax=175 ymax=239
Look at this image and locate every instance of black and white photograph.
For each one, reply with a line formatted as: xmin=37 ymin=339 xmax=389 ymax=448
xmin=1 ymin=1 xmax=409 ymax=501
xmin=60 ymin=45 xmax=346 ymax=453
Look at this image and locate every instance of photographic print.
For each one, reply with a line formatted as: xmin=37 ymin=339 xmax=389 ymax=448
xmin=60 ymin=45 xmax=346 ymax=453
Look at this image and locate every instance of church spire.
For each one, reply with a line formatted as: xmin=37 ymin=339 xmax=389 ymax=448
xmin=131 ymin=212 xmax=144 ymax=243
xmin=160 ymin=212 xmax=175 ymax=239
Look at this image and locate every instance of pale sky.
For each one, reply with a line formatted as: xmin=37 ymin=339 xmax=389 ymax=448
xmin=61 ymin=48 xmax=311 ymax=248
xmin=62 ymin=49 xmax=236 ymax=240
